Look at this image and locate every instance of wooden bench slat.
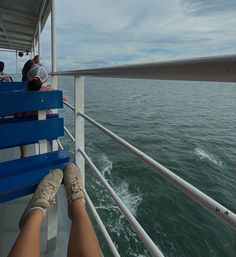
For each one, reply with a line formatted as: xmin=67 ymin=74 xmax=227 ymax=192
xmin=0 ymin=117 xmax=64 ymax=149
xmin=0 ymin=150 xmax=69 ymax=178
xmin=0 ymin=150 xmax=69 ymax=203
xmin=0 ymin=186 xmax=37 ymax=204
xmin=0 ymin=165 xmax=65 ymax=192
xmin=0 ymin=82 xmax=27 ymax=91
xmin=0 ymin=113 xmax=59 ymax=125
xmin=0 ymin=90 xmax=63 ymax=116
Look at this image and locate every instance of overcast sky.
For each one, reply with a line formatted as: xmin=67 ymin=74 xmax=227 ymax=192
xmin=2 ymin=0 xmax=236 ymax=73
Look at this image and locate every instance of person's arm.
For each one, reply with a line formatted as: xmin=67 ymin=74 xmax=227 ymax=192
xmin=43 ymin=85 xmax=67 ymax=101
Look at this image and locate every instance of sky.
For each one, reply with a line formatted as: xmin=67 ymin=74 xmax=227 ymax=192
xmin=1 ymin=0 xmax=236 ymax=73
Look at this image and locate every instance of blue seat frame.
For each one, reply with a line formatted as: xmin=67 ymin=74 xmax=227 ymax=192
xmin=0 ymin=87 xmax=69 ymax=203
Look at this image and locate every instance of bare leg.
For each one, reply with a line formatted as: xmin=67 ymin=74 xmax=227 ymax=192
xmin=8 ymin=170 xmax=63 ymax=257
xmin=7 ymin=209 xmax=44 ymax=257
xmin=67 ymin=199 xmax=102 ymax=257
xmin=20 ymin=145 xmax=27 ymax=158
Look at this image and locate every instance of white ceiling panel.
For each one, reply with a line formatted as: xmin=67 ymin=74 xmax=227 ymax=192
xmin=0 ymin=0 xmax=51 ymax=52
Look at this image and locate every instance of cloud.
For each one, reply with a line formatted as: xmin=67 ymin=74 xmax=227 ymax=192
xmin=181 ymin=0 xmax=236 ymax=16
xmin=1 ymin=0 xmax=236 ymax=73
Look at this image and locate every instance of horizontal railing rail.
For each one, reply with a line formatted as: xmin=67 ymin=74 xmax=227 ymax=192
xmin=77 ymin=112 xmax=236 ymax=231
xmin=79 ymin=146 xmax=165 ymax=257
xmin=63 ymin=100 xmax=75 ymax=111
xmin=85 ymin=191 xmax=121 ymax=257
xmin=53 ymin=55 xmax=236 ymax=82
xmin=63 ymin=125 xmax=165 ymax=256
xmin=63 ymin=102 xmax=236 ymax=231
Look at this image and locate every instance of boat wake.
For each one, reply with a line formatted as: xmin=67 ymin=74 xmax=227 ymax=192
xmin=91 ymin=152 xmax=146 ymax=256
xmin=97 ymin=153 xmax=142 ymax=216
xmin=194 ymin=147 xmax=223 ymax=166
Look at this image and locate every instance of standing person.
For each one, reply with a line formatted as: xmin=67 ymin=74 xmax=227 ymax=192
xmin=22 ymin=55 xmax=40 ymax=81
xmin=0 ymin=61 xmax=12 ymax=82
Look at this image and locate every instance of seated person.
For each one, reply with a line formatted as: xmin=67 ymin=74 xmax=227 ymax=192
xmin=0 ymin=61 xmax=13 ymax=82
xmin=22 ymin=55 xmax=40 ymax=81
xmin=17 ymin=64 xmax=66 ymax=158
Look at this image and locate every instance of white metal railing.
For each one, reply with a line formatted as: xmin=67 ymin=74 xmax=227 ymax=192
xmin=56 ymin=56 xmax=236 ymax=257
xmin=79 ymin=146 xmax=165 ymax=257
xmin=85 ymin=191 xmax=121 ymax=257
xmin=63 ymin=109 xmax=236 ymax=231
xmin=53 ymin=55 xmax=236 ymax=82
xmin=63 ymin=125 xmax=164 ymax=256
xmin=77 ymin=112 xmax=236 ymax=230
xmin=63 ymin=100 xmax=75 ymax=111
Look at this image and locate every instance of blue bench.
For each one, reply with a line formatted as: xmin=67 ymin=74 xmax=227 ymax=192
xmin=0 ymin=88 xmax=69 ymax=203
xmin=0 ymin=81 xmax=27 ymax=91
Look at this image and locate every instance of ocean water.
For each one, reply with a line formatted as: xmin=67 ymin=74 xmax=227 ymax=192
xmin=58 ymin=76 xmax=236 ymax=257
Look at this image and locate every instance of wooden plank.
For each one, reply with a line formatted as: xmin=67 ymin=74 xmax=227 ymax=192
xmin=0 ymin=117 xmax=64 ymax=149
xmin=0 ymin=82 xmax=27 ymax=91
xmin=0 ymin=150 xmax=69 ymax=178
xmin=0 ymin=90 xmax=63 ymax=116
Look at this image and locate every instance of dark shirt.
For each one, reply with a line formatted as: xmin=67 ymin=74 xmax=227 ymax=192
xmin=22 ymin=59 xmax=34 ymax=81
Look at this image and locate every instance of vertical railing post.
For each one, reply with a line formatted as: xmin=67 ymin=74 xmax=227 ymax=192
xmin=33 ymin=38 xmax=35 ymax=56
xmin=51 ymin=0 xmax=57 ymax=89
xmin=38 ymin=20 xmax=41 ymax=58
xmin=50 ymin=0 xmax=58 ymax=152
xmin=15 ymin=50 xmax=18 ymax=81
xmin=74 ymin=75 xmax=85 ymax=184
xmin=46 ymin=0 xmax=58 ymax=255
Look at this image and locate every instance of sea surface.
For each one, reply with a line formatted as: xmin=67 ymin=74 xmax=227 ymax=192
xmin=58 ymin=76 xmax=236 ymax=257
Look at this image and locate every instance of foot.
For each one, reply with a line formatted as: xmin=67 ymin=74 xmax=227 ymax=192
xmin=63 ymin=163 xmax=85 ymax=218
xmin=19 ymin=169 xmax=63 ymax=229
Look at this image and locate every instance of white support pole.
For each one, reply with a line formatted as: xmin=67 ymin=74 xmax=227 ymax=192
xmin=74 ymin=76 xmax=85 ymax=184
xmin=50 ymin=0 xmax=58 ymax=151
xmin=15 ymin=50 xmax=18 ymax=81
xmin=46 ymin=2 xmax=59 ymax=254
xmin=33 ymin=38 xmax=36 ymax=56
xmin=38 ymin=21 xmax=41 ymax=58
xmin=51 ymin=0 xmax=57 ymax=88
xmin=38 ymin=110 xmax=47 ymax=154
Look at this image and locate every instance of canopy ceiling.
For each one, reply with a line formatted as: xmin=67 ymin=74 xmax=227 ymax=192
xmin=0 ymin=0 xmax=51 ymax=52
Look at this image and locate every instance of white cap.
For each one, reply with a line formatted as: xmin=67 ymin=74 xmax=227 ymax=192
xmin=28 ymin=64 xmax=48 ymax=83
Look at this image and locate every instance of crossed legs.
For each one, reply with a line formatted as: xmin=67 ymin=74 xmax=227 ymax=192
xmin=7 ymin=164 xmax=101 ymax=257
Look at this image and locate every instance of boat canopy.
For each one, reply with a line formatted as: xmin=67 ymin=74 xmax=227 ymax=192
xmin=0 ymin=0 xmax=51 ymax=52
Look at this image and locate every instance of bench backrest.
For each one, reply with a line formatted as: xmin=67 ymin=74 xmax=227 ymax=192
xmin=0 ymin=90 xmax=64 ymax=150
xmin=0 ymin=88 xmax=69 ymax=204
xmin=0 ymin=90 xmax=63 ymax=116
xmin=0 ymin=81 xmax=27 ymax=91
